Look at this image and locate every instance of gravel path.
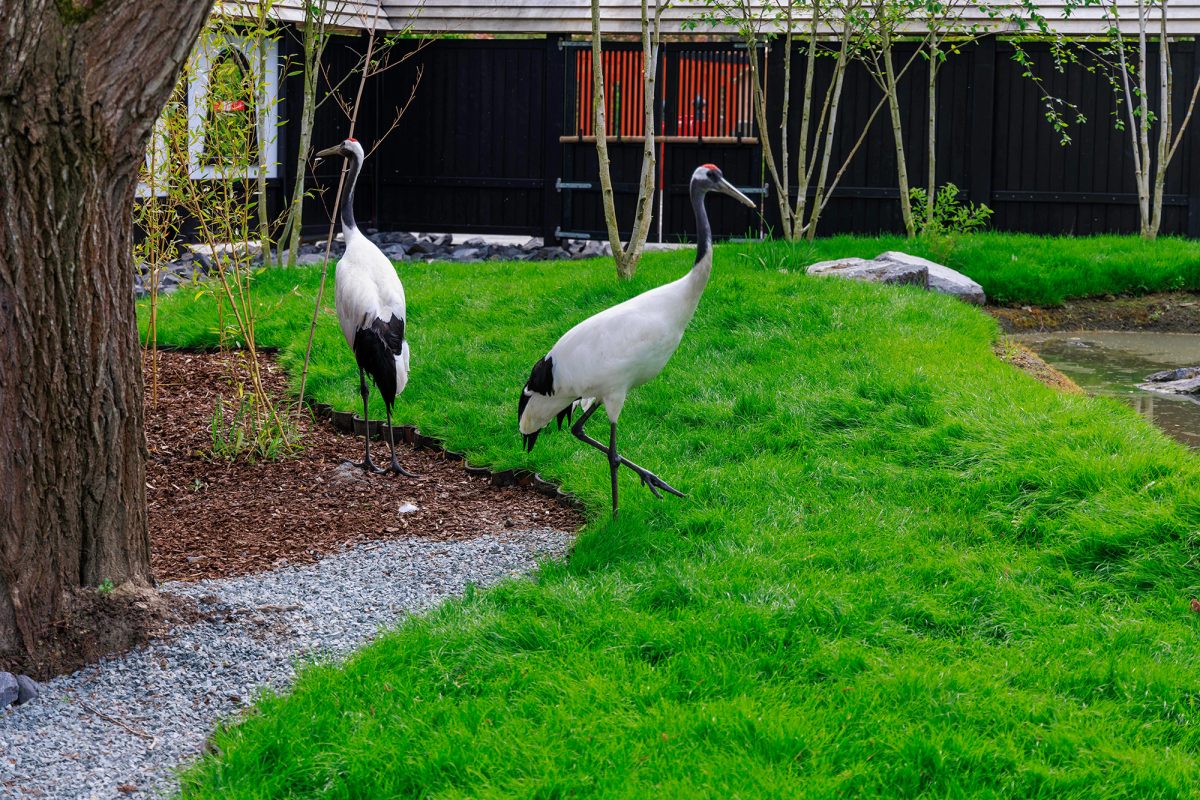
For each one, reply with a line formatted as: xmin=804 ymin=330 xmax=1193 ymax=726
xmin=0 ymin=529 xmax=572 ymax=799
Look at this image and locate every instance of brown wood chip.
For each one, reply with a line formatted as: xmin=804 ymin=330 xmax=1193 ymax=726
xmin=144 ymin=351 xmax=582 ymax=582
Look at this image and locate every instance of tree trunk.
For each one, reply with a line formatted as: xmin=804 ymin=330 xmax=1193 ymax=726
xmin=882 ymin=39 xmax=916 ymax=237
xmin=590 ymin=0 xmax=628 ymax=277
xmin=284 ymin=7 xmax=327 ymax=267
xmin=806 ymin=18 xmax=854 ymax=241
xmin=745 ymin=30 xmax=792 ymax=241
xmin=1150 ymin=17 xmax=1172 ymax=240
xmin=620 ymin=0 xmax=662 ymax=273
xmin=254 ymin=6 xmax=276 ymax=261
xmin=0 ymin=0 xmax=212 ymax=665
xmin=926 ymin=33 xmax=939 ymax=232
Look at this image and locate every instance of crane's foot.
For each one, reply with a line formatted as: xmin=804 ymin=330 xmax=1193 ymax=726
xmin=345 ymin=458 xmax=386 ymax=475
xmin=390 ymin=459 xmax=419 ymax=478
xmin=629 ymin=466 xmax=685 ymax=500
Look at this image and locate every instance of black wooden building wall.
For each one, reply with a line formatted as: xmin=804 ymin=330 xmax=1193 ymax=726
xmin=277 ymin=33 xmax=1200 ymax=242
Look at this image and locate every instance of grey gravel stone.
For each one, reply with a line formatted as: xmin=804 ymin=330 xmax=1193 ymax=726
xmin=0 ymin=530 xmax=573 ymax=799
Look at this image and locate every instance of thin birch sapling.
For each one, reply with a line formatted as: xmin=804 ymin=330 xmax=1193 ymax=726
xmin=591 ymin=0 xmax=670 ymax=280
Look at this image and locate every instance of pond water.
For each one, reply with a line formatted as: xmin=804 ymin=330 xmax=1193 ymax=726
xmin=1019 ymin=331 xmax=1200 ymax=450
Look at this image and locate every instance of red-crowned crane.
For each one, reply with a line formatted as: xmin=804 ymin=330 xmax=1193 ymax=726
xmin=517 ymin=164 xmax=755 ymax=517
xmin=315 ymin=138 xmax=415 ymax=476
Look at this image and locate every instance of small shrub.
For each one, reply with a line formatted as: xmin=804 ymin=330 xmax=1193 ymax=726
xmin=209 ymin=386 xmax=298 ymax=462
xmin=910 ymin=183 xmax=994 ymax=236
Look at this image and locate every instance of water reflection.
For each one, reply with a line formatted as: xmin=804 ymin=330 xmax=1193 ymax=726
xmin=1019 ymin=331 xmax=1200 ymax=450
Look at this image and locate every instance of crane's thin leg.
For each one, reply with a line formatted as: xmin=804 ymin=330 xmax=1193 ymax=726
xmin=384 ymin=404 xmax=418 ymax=477
xmin=347 ymin=367 xmax=385 ymax=474
xmin=570 ymin=402 xmax=685 ymax=502
xmin=609 ymin=422 xmax=620 ymax=518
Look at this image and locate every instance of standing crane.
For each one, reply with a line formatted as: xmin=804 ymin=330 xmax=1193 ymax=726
xmin=315 ymin=138 xmax=414 ymax=476
xmin=517 ymin=164 xmax=754 ymax=517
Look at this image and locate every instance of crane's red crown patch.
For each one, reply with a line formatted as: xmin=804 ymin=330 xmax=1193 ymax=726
xmin=347 ymin=137 xmax=358 ymax=143
xmin=702 ymin=163 xmax=719 ymax=171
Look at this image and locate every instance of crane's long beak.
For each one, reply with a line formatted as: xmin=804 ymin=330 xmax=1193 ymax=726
xmin=313 ymin=144 xmax=344 ymax=168
xmin=716 ymin=177 xmax=756 ymax=208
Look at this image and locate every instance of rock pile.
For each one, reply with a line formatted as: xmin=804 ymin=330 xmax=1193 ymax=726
xmin=806 ymin=250 xmax=987 ymax=305
xmin=0 ymin=670 xmax=39 ymax=711
xmin=133 ymin=233 xmax=612 ymax=299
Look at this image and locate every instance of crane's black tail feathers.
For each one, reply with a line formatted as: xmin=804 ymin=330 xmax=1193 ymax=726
xmin=353 ymin=315 xmax=405 ymax=407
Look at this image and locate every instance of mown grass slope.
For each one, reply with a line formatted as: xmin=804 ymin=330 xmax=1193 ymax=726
xmin=149 ymin=246 xmax=1200 ymax=798
xmin=739 ymin=233 xmax=1200 ymax=306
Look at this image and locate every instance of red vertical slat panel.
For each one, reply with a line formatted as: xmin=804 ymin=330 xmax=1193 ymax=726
xmin=628 ymin=50 xmax=638 ymax=137
xmin=679 ymin=53 xmax=688 ymax=137
xmin=576 ymin=49 xmax=585 ymax=136
xmin=628 ymin=50 xmax=638 ymax=138
xmin=618 ymin=50 xmax=626 ymax=138
xmin=579 ymin=50 xmax=587 ymax=136
xmin=685 ymin=53 xmax=695 ymax=137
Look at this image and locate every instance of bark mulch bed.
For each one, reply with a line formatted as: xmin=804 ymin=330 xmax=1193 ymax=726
xmin=990 ymin=291 xmax=1200 ymax=334
xmin=145 ymin=350 xmax=583 ymax=583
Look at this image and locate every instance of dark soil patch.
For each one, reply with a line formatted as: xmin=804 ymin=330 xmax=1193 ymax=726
xmin=5 ymin=353 xmax=580 ymax=680
xmin=994 ymin=341 xmax=1085 ymax=395
xmin=8 ymin=586 xmax=193 ymax=681
xmin=145 ymin=350 xmax=583 ymax=582
xmin=990 ymin=291 xmax=1200 ymax=333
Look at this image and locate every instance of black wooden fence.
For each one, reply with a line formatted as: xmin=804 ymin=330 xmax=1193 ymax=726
xmin=279 ymin=33 xmax=1200 ymax=242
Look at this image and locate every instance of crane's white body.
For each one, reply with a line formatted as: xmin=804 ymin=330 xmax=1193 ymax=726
xmin=515 ymin=164 xmax=753 ymax=513
xmin=334 ymin=226 xmax=410 ymax=396
xmin=518 ymin=250 xmax=712 ymax=434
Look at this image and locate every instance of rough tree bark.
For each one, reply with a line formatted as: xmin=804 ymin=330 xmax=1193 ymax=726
xmin=0 ymin=0 xmax=213 ymax=665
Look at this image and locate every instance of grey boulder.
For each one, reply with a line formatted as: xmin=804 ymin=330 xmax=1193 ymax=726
xmin=876 ymin=251 xmax=987 ymax=305
xmin=0 ymin=671 xmax=17 ymax=709
xmin=1141 ymin=366 xmax=1200 ymax=395
xmin=806 ymin=257 xmax=929 ymax=289
xmin=14 ymin=674 xmax=38 ymax=706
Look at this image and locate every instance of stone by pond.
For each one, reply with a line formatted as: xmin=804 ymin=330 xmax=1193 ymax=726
xmin=1020 ymin=330 xmax=1200 ymax=450
xmin=806 ymin=251 xmax=987 ymax=304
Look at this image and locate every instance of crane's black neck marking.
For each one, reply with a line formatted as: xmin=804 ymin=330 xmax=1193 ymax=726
xmin=691 ymin=182 xmax=712 ymax=264
xmin=518 ymin=355 xmax=556 ymax=453
xmin=340 ymin=148 xmax=362 ymax=234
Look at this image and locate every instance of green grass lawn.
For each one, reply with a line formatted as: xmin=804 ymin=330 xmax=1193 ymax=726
xmin=148 ymin=245 xmax=1200 ymax=798
xmin=737 ymin=233 xmax=1200 ymax=306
